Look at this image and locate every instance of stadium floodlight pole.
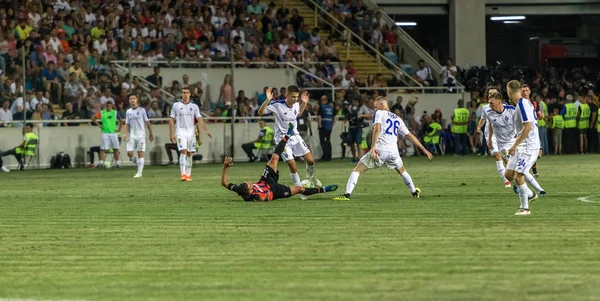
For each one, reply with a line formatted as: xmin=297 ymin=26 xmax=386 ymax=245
xmin=22 ymin=45 xmax=26 ymax=130
xmin=127 ymin=48 xmax=132 ymax=89
xmin=229 ymin=50 xmax=235 ymax=159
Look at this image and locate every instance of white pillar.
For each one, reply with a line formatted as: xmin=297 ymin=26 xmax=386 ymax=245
xmin=449 ymin=0 xmax=486 ymax=68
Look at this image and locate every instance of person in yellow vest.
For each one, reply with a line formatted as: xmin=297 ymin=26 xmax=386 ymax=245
xmin=577 ymin=96 xmax=591 ymax=154
xmin=549 ymin=108 xmax=564 ymax=155
xmin=241 ymin=120 xmax=274 ymax=162
xmin=14 ymin=19 xmax=32 ymax=41
xmin=451 ymin=99 xmax=469 ymax=155
xmin=560 ymin=94 xmax=578 ymax=154
xmin=92 ymin=100 xmax=123 ymax=168
xmin=423 ymin=116 xmax=442 ymax=153
xmin=535 ymin=95 xmax=549 ymax=155
xmin=0 ymin=123 xmax=37 ymax=172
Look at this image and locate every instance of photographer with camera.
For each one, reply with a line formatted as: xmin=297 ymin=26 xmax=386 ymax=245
xmin=342 ymin=98 xmax=372 ymax=162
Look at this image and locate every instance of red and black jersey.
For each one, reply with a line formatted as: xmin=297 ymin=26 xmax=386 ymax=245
xmin=247 ymin=181 xmax=273 ymax=201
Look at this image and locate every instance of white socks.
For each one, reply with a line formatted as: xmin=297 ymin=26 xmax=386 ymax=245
xmin=306 ymin=163 xmax=315 ymax=179
xmin=400 ymin=171 xmax=416 ymax=193
xmin=518 ymin=183 xmax=531 ymax=209
xmin=186 ymin=155 xmax=192 ymax=176
xmin=345 ymin=171 xmax=360 ymax=195
xmin=290 ymin=172 xmax=301 ymax=186
xmin=137 ymin=158 xmax=144 ymax=175
xmin=525 ymin=173 xmax=544 ymax=192
xmin=496 ymin=160 xmax=508 ymax=182
xmin=179 ymin=154 xmax=186 ymax=175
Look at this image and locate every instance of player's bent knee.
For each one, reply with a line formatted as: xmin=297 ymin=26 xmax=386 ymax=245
xmin=397 ymin=166 xmax=406 ymax=174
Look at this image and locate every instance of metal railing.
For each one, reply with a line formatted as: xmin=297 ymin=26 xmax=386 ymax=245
xmin=299 ymin=0 xmax=424 ymax=88
xmin=359 ymin=0 xmax=463 ymax=88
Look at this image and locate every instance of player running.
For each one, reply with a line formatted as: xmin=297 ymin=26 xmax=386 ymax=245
xmin=487 ymin=92 xmax=546 ymax=196
xmin=333 ymin=97 xmax=433 ymax=201
xmin=169 ymin=87 xmax=212 ymax=181
xmin=222 ymin=123 xmax=338 ymax=202
xmin=122 ymin=94 xmax=154 ymax=178
xmin=257 ymin=85 xmax=319 ymax=200
xmin=477 ymin=87 xmax=513 ymax=188
xmin=504 ymin=80 xmax=546 ymax=215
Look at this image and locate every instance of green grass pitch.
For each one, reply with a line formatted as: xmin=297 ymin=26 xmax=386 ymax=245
xmin=1 ymin=155 xmax=600 ymax=301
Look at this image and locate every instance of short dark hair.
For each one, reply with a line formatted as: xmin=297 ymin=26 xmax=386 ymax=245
xmin=287 ymin=85 xmax=299 ymax=93
xmin=489 ymin=92 xmax=503 ymax=100
xmin=127 ymin=93 xmax=137 ymax=99
xmin=26 ymin=123 xmax=34 ymax=128
xmin=181 ymin=87 xmax=191 ymax=92
xmin=521 ymin=84 xmax=530 ymax=89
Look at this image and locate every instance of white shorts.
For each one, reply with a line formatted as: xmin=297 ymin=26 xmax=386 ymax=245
xmin=127 ymin=137 xmax=146 ymax=152
xmin=280 ymin=136 xmax=311 ymax=162
xmin=101 ymin=133 xmax=120 ymax=150
xmin=177 ymin=134 xmax=196 ymax=152
xmin=506 ymin=150 xmax=537 ymax=174
xmin=359 ymin=149 xmax=404 ymax=170
xmin=490 ymin=136 xmax=513 ymax=155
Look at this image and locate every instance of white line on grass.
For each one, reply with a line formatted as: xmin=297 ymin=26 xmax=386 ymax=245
xmin=577 ymin=196 xmax=600 ymax=203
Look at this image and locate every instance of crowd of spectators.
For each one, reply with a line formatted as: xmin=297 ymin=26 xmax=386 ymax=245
xmin=0 ymin=0 xmax=412 ymax=129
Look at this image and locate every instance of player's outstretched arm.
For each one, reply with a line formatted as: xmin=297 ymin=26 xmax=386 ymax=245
xmin=221 ymin=157 xmax=233 ymax=188
xmin=298 ymin=91 xmax=309 ymax=116
xmin=406 ymin=132 xmax=433 ymax=160
xmin=257 ymin=88 xmax=273 ymax=116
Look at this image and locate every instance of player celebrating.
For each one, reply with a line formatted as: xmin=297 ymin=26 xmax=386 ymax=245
xmin=169 ymin=87 xmax=212 ymax=181
xmin=257 ymin=85 xmax=319 ymax=200
xmin=122 ymin=94 xmax=154 ymax=178
xmin=505 ymin=80 xmax=545 ymax=215
xmin=477 ymin=87 xmax=513 ymax=188
xmin=222 ymin=123 xmax=338 ymax=202
xmin=333 ymin=97 xmax=433 ymax=201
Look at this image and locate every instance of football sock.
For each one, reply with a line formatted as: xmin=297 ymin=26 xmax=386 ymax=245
xmin=306 ymin=163 xmax=315 ymax=179
xmin=186 ymin=155 xmax=192 ymax=177
xmin=532 ymin=162 xmax=538 ymax=173
xmin=274 ymin=136 xmax=289 ymax=156
xmin=518 ymin=183 xmax=530 ymax=209
xmin=290 ymin=172 xmax=301 ymax=186
xmin=345 ymin=171 xmax=360 ymax=195
xmin=525 ymin=173 xmax=543 ymax=192
xmin=302 ymin=187 xmax=321 ymax=195
xmin=496 ymin=160 xmax=508 ymax=182
xmin=179 ymin=154 xmax=186 ymax=175
xmin=98 ymin=160 xmax=104 ymax=166
xmin=400 ymin=171 xmax=416 ymax=193
xmin=137 ymin=158 xmax=144 ymax=175
xmin=116 ymin=160 xmax=121 ymax=167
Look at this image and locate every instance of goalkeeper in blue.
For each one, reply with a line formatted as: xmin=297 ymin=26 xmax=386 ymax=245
xmin=333 ymin=97 xmax=433 ymax=201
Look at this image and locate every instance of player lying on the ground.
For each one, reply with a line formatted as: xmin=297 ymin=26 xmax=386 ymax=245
xmin=333 ymin=97 xmax=433 ymax=201
xmin=221 ymin=124 xmax=338 ymax=202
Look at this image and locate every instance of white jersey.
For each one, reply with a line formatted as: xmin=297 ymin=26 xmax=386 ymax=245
xmin=126 ymin=107 xmax=149 ymax=138
xmin=373 ymin=110 xmax=409 ymax=151
xmin=170 ymin=101 xmax=201 ymax=136
xmin=514 ymin=97 xmax=540 ymax=152
xmin=485 ymin=104 xmax=517 ymax=146
xmin=266 ymin=99 xmax=301 ymax=142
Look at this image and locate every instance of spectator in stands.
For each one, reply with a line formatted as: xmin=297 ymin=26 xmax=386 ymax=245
xmin=30 ymin=90 xmax=49 ymax=111
xmin=41 ymin=61 xmax=62 ymax=104
xmin=0 ymin=99 xmax=11 ymax=127
xmin=219 ymin=74 xmax=233 ymax=109
xmin=61 ymin=102 xmax=79 ymax=127
xmin=415 ymin=59 xmax=435 ymax=87
xmin=145 ymin=67 xmax=163 ymax=88
xmin=148 ymin=101 xmax=162 ymax=121
xmin=440 ymin=58 xmax=457 ymax=93
xmin=63 ymin=72 xmax=83 ymax=104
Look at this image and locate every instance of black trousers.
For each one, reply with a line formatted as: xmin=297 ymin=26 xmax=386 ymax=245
xmin=0 ymin=148 xmax=23 ymax=167
xmin=319 ymin=128 xmax=332 ymax=161
xmin=242 ymin=142 xmax=257 ymax=159
xmin=165 ymin=143 xmax=180 ymax=162
xmin=563 ymin=128 xmax=579 ymax=154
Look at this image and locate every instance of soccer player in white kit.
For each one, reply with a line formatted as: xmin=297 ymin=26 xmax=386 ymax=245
xmin=122 ymin=94 xmax=154 ymax=178
xmin=257 ymin=85 xmax=319 ymax=200
xmin=333 ymin=97 xmax=433 ymax=201
xmin=504 ymin=80 xmax=545 ymax=215
xmin=169 ymin=87 xmax=212 ymax=181
xmin=477 ymin=87 xmax=513 ymax=188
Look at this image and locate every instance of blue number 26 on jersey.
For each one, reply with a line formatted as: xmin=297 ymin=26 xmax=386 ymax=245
xmin=385 ymin=119 xmax=401 ymax=136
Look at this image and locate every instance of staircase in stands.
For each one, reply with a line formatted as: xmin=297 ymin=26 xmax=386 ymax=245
xmin=273 ymin=0 xmax=396 ymax=83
